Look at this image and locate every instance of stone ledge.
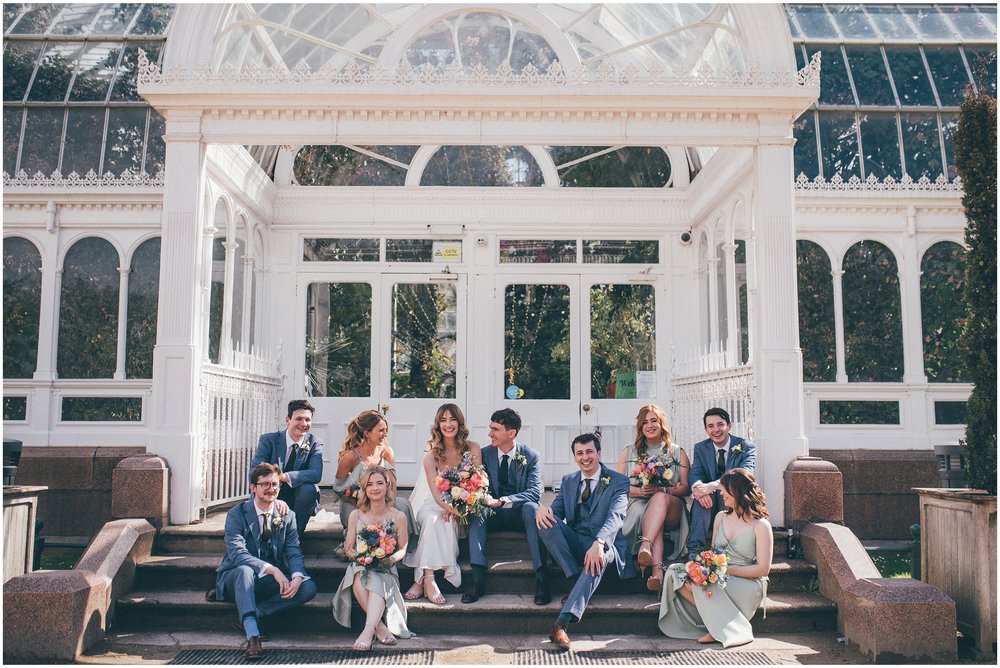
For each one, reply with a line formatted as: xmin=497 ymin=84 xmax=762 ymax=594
xmin=800 ymin=522 xmax=957 ymax=663
xmin=3 ymin=519 xmax=155 ymax=662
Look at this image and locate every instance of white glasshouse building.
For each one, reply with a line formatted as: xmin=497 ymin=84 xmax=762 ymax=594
xmin=3 ymin=3 xmax=995 ymax=530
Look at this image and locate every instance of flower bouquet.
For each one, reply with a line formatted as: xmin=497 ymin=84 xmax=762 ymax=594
xmin=685 ymin=546 xmax=729 ymax=597
xmin=434 ymin=453 xmax=495 ymax=525
xmin=339 ymin=483 xmax=361 ymax=504
xmin=629 ymin=451 xmax=676 ymax=488
xmin=355 ymin=522 xmax=398 ymax=573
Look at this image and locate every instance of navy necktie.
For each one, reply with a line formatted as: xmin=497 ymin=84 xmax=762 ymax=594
xmin=716 ymin=448 xmax=726 ymax=478
xmin=499 ymin=454 xmax=510 ymax=487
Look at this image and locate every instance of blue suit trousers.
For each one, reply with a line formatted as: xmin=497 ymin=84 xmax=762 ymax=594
xmin=468 ymin=501 xmax=546 ymax=571
xmin=220 ymin=564 xmax=318 ymax=622
xmin=539 ymin=521 xmax=615 ymax=623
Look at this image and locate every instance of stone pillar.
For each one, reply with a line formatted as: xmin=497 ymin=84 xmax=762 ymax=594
xmin=723 ymin=242 xmax=739 ymax=366
xmin=33 ymin=256 xmax=59 ymax=382
xmin=706 ymin=255 xmax=720 ymax=350
xmin=784 ymin=456 xmax=844 ymax=529
xmin=147 ymin=110 xmax=207 ymax=524
xmin=751 ymin=117 xmax=811 ymax=527
xmin=111 ymin=455 xmax=169 ymax=528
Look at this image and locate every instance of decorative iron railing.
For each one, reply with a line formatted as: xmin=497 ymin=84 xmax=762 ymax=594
xmin=669 ymin=365 xmax=755 ymax=453
xmin=199 ymin=354 xmax=283 ymax=512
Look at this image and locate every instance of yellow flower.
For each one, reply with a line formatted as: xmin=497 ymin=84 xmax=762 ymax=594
xmin=373 ymin=547 xmax=385 ymax=558
xmin=357 ymin=542 xmax=368 ymax=554
xmin=663 ymin=469 xmax=673 ymax=480
xmin=451 ymin=487 xmax=462 ymax=499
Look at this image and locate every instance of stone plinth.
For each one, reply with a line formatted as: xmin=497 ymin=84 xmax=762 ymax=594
xmin=2 ymin=519 xmax=155 ymax=662
xmin=783 ymin=456 xmax=843 ymax=529
xmin=800 ymin=522 xmax=956 ymax=663
xmin=112 ymin=455 xmax=169 ymax=528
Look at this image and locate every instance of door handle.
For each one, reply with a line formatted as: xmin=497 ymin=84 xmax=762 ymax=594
xmin=380 ymin=403 xmax=389 ymax=415
xmin=582 ymin=403 xmax=591 ymax=413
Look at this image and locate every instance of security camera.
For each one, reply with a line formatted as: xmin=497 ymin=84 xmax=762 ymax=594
xmin=679 ymin=230 xmax=693 ymax=245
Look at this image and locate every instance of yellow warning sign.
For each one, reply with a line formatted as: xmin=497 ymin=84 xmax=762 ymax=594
xmin=432 ymin=242 xmax=462 ymax=262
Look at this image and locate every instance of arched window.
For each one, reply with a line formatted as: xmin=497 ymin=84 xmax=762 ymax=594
xmin=549 ymin=147 xmax=672 ymax=187
xmin=796 ymin=240 xmax=836 ymax=381
xmin=125 ymin=237 xmax=160 ymax=378
xmin=421 ymin=146 xmax=543 ymax=186
xmin=3 ymin=237 xmax=42 ymax=378
xmin=921 ymin=241 xmax=967 ymax=382
xmin=406 ymin=11 xmax=557 ymax=73
xmin=842 ymin=240 xmax=903 ymax=382
xmin=293 ymin=146 xmax=417 ymax=186
xmin=58 ymin=237 xmax=119 ymax=378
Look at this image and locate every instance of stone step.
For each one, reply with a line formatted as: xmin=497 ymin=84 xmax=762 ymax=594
xmin=115 ymin=590 xmax=836 ymax=637
xmin=134 ymin=554 xmax=816 ymax=595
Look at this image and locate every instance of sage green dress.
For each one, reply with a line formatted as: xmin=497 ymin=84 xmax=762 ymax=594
xmin=332 ymin=456 xmax=409 ymax=529
xmin=331 ymin=515 xmax=415 ymax=638
xmin=621 ymin=442 xmax=689 ymax=562
xmin=658 ymin=518 xmax=769 ymax=648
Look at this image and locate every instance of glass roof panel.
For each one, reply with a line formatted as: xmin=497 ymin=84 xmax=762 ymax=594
xmin=884 ymin=47 xmax=937 ymax=106
xmin=828 ymin=5 xmax=876 ymax=38
xmin=68 ymin=41 xmax=122 ymax=102
xmin=863 ymin=6 xmax=917 ymax=39
xmin=904 ymin=5 xmax=957 ymax=39
xmin=924 ymin=46 xmax=973 ymax=105
xmin=786 ymin=4 xmax=839 ymax=39
xmin=8 ymin=4 xmax=61 ymax=34
xmin=846 ymin=47 xmax=895 ymax=106
xmin=939 ymin=5 xmax=996 ymax=38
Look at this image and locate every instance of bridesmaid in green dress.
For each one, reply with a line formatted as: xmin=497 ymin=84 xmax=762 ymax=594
xmin=615 ymin=404 xmax=690 ymax=592
xmin=332 ymin=466 xmax=414 ymax=650
xmin=658 ymin=468 xmax=772 ymax=648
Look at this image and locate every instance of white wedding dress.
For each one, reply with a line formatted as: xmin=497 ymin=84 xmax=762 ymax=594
xmin=402 ymin=467 xmax=461 ymax=587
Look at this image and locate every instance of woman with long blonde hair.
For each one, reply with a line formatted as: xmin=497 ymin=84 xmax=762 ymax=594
xmin=402 ymin=403 xmax=482 ymax=604
xmin=615 ymin=404 xmax=691 ymax=592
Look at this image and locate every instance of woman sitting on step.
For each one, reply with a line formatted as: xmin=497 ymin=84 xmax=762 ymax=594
xmin=658 ymin=468 xmax=772 ymax=648
xmin=616 ymin=404 xmax=691 ymax=592
xmin=332 ymin=466 xmax=413 ymax=649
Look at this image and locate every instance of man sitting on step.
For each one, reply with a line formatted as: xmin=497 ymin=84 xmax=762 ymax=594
xmin=532 ymin=432 xmax=632 ymax=651
xmin=463 ymin=408 xmax=548 ymax=604
xmin=206 ymin=462 xmax=318 ymax=660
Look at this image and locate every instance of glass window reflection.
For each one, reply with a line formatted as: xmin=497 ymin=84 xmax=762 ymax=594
xmin=504 ymin=284 xmax=570 ymax=400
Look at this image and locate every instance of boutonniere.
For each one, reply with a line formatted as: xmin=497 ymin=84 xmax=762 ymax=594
xmin=512 ymin=451 xmax=528 ymax=468
xmin=297 ymin=435 xmax=312 ymax=454
xmin=731 ymin=443 xmax=743 ymax=456
xmin=271 ymin=514 xmax=285 ymax=530
xmin=599 ymin=475 xmax=611 ymax=489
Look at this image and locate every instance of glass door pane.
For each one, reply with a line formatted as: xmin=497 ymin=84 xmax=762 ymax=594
xmin=390 ymin=281 xmax=457 ymax=399
xmin=503 ymin=283 xmax=571 ymax=400
xmin=589 ymin=283 xmax=656 ymax=400
xmin=305 ymin=282 xmax=373 ymax=397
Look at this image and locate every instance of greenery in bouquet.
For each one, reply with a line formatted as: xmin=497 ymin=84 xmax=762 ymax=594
xmin=629 ymin=451 xmax=676 ymax=488
xmin=340 ymin=483 xmax=361 ymax=504
xmin=434 ymin=453 xmax=495 ymax=524
xmin=355 ymin=522 xmax=397 ymax=573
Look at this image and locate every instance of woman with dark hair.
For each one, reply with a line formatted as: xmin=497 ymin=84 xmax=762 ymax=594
xmin=332 ymin=410 xmax=408 ymax=530
xmin=402 ymin=403 xmax=482 ymax=604
xmin=332 ymin=466 xmax=413 ymax=650
xmin=658 ymin=468 xmax=772 ymax=648
xmin=616 ymin=404 xmax=690 ymax=591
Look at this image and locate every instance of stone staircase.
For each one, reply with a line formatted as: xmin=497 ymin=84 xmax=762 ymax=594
xmin=112 ymin=496 xmax=837 ymax=643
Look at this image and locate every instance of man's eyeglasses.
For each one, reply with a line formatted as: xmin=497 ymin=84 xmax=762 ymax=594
xmin=253 ymin=481 xmax=280 ymax=489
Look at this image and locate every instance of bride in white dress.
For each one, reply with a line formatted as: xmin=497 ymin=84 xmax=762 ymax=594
xmin=403 ymin=403 xmax=482 ymax=604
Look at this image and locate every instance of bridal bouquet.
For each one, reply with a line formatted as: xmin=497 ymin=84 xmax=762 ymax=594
xmin=434 ymin=453 xmax=494 ymax=525
xmin=355 ymin=522 xmax=397 ymax=572
xmin=339 ymin=483 xmax=361 ymax=504
xmin=685 ymin=547 xmax=729 ymax=597
xmin=629 ymin=451 xmax=676 ymax=488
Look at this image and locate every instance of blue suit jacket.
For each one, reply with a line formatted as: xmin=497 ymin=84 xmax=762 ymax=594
xmin=689 ymin=435 xmax=755 ymax=487
xmin=213 ymin=498 xmax=308 ymax=598
xmin=551 ymin=464 xmax=630 ymax=577
xmin=250 ymin=429 xmax=324 ymax=489
xmin=480 ymin=442 xmax=542 ymax=507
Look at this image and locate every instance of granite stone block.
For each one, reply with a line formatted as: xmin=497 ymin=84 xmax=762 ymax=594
xmin=16 ymin=447 xmax=97 ymax=490
xmin=93 ymin=447 xmax=146 ymax=491
xmin=112 ymin=456 xmax=168 ymax=528
xmin=783 ymin=456 xmax=844 ymax=528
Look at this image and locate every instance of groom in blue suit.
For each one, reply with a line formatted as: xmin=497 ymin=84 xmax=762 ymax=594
xmin=686 ymin=407 xmax=756 ymax=554
xmin=463 ymin=408 xmax=545 ymax=604
xmin=209 ymin=462 xmax=317 ymax=660
xmin=250 ymin=399 xmax=324 ymax=536
xmin=533 ymin=433 xmax=631 ymax=651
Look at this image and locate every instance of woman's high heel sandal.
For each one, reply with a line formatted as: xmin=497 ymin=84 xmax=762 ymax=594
xmin=646 ymin=563 xmax=664 ymax=592
xmin=637 ymin=536 xmax=654 ymax=570
xmin=352 ymin=625 xmax=376 ymax=651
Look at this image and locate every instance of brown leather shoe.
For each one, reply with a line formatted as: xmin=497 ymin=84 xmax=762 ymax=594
xmin=549 ymin=622 xmax=571 ymax=651
xmin=235 ymin=620 xmax=269 ymax=642
xmin=243 ymin=635 xmax=263 ymax=660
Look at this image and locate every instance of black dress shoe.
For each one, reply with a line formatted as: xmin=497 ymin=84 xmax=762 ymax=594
xmin=461 ymin=579 xmax=486 ymax=603
xmin=534 ymin=580 xmax=552 ymax=605
xmin=205 ymin=587 xmax=217 ymax=602
xmin=243 ymin=636 xmax=263 ymax=660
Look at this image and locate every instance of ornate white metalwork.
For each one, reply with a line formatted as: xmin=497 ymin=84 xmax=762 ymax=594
xmin=199 ymin=352 xmax=283 ymax=510
xmin=669 ymin=366 xmax=756 ymax=455
xmin=3 ymin=169 xmax=165 ymax=188
xmin=138 ymin=50 xmax=820 ymax=90
xmin=794 ymin=172 xmax=963 ymax=192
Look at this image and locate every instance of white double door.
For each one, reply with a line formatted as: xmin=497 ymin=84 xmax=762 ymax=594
xmin=299 ymin=269 xmax=663 ymax=488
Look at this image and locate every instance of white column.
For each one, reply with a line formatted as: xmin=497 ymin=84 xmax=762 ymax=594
xmin=723 ymin=242 xmax=739 ymax=366
xmin=34 ymin=260 xmax=59 ymax=382
xmin=200 ymin=226 xmax=216 ymax=361
xmin=113 ymin=267 xmax=130 ymax=379
xmin=240 ymin=254 xmax=254 ymax=353
xmin=899 ymin=273 xmax=928 ymax=386
xmin=219 ymin=240 xmax=238 ymax=362
xmin=706 ymin=256 xmax=720 ymax=352
xmin=831 ymin=269 xmax=848 ymax=383
xmin=751 ymin=117 xmax=810 ymax=528
xmin=148 ymin=110 xmax=208 ymax=524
